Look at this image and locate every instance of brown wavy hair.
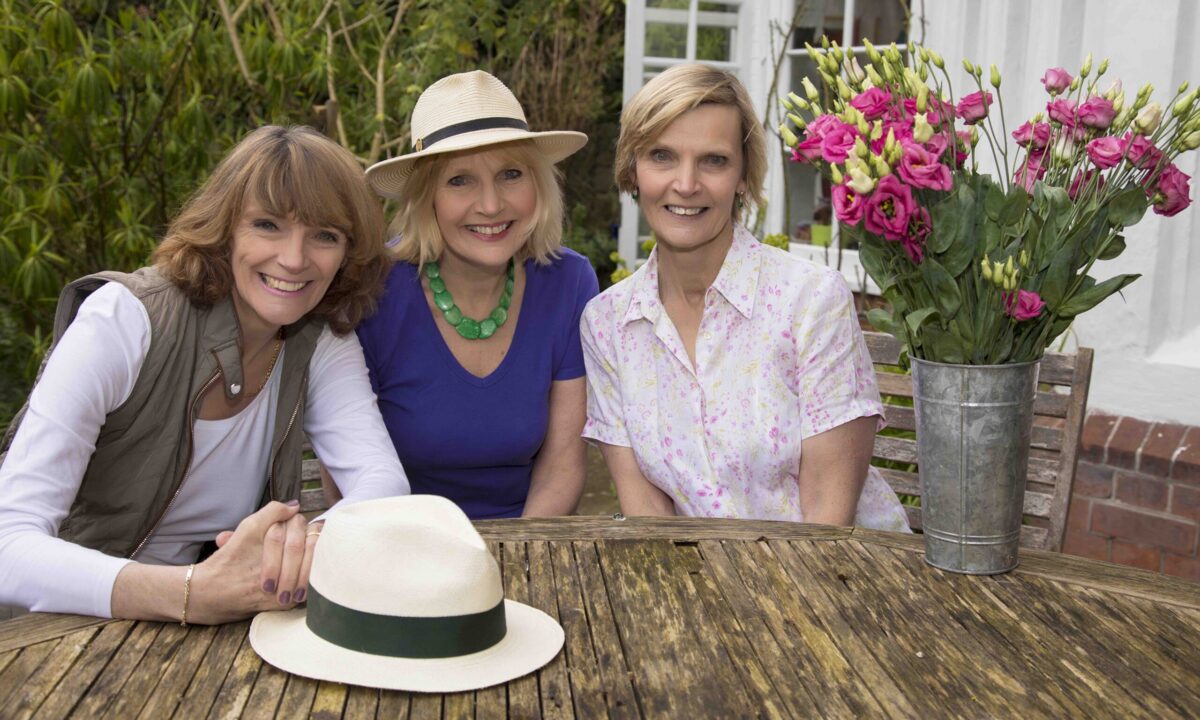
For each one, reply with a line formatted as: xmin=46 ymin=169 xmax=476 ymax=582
xmin=152 ymin=125 xmax=389 ymax=334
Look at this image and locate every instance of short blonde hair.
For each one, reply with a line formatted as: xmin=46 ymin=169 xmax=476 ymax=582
xmin=615 ymin=64 xmax=767 ymax=220
xmin=390 ymin=140 xmax=564 ymax=266
xmin=153 ymin=125 xmax=389 ymax=335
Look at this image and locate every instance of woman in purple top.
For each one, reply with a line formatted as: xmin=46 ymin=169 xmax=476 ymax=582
xmin=336 ymin=70 xmax=597 ymax=519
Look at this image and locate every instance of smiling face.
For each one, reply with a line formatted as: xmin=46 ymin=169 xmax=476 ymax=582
xmin=229 ymin=200 xmax=348 ymax=339
xmin=635 ymin=103 xmax=746 ymax=254
xmin=432 ymin=147 xmax=538 ymax=272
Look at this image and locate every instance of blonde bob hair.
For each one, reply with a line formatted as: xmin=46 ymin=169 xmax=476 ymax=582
xmin=152 ymin=125 xmax=389 ymax=335
xmin=615 ymin=64 xmax=767 ymax=220
xmin=389 ymin=140 xmax=564 ymax=267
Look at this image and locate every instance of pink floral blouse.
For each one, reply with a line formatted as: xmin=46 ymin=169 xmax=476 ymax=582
xmin=581 ymin=224 xmax=910 ymax=532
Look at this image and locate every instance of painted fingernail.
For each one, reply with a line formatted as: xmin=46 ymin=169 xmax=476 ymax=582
xmin=294 ymin=588 xmax=306 ymax=603
xmin=279 ymin=591 xmax=291 ymax=605
xmin=286 ymin=499 xmax=300 ymax=507
xmin=263 ymin=579 xmax=276 ymax=593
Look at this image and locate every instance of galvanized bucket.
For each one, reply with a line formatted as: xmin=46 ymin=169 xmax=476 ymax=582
xmin=911 ymin=357 xmax=1040 ymax=574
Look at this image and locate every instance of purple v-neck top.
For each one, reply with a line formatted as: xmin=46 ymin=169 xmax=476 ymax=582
xmin=356 ymin=249 xmax=598 ymax=519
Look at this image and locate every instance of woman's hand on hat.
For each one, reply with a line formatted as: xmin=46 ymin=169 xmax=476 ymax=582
xmin=190 ymin=500 xmax=311 ymax=623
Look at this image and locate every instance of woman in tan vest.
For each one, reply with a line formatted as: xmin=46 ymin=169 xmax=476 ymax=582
xmin=0 ymin=126 xmax=409 ymax=623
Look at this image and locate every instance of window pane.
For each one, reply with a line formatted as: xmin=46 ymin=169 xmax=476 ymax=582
xmin=794 ymin=0 xmax=907 ymax=48
xmin=698 ymin=1 xmax=739 ymax=13
xmin=646 ymin=22 xmax=687 ymax=58
xmin=647 ymin=0 xmax=689 ymax=8
xmin=696 ymin=25 xmax=732 ymax=61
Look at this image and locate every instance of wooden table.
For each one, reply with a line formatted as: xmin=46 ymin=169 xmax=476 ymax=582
xmin=2 ymin=518 xmax=1198 ymax=718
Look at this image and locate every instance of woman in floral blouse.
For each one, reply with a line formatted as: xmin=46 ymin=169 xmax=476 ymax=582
xmin=580 ymin=64 xmax=909 ymax=531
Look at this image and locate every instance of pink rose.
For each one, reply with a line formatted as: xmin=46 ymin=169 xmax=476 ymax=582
xmin=1124 ymin=132 xmax=1164 ymax=170
xmin=850 ymin=87 xmax=892 ymax=120
xmin=832 ymin=183 xmax=867 ymax=225
xmin=897 ymin=140 xmax=953 ymax=191
xmin=956 ymin=91 xmax=992 ymax=124
xmin=903 ymin=207 xmax=931 ymax=264
xmin=1149 ymin=164 xmax=1192 ymax=217
xmin=1047 ymin=98 xmax=1078 ymax=127
xmin=1078 ymin=96 xmax=1116 ymax=129
xmin=1004 ymin=289 xmax=1046 ymax=321
xmin=1014 ymin=152 xmax=1046 ymax=193
xmin=1068 ymin=169 xmax=1103 ymax=201
xmin=1012 ymin=121 xmax=1052 ymax=150
xmin=863 ymin=174 xmax=915 ymax=240
xmin=820 ymin=122 xmax=859 ymax=163
xmin=1086 ymin=136 xmax=1126 ymax=169
xmin=1041 ymin=67 xmax=1072 ymax=95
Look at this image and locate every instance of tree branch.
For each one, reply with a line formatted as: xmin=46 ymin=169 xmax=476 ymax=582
xmin=368 ymin=1 xmax=409 ymax=163
xmin=216 ymin=0 xmax=264 ymax=93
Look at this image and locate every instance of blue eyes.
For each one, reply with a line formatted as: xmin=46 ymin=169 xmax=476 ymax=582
xmin=447 ymin=168 xmax=524 ymax=187
xmin=252 ymin=219 xmax=279 ymax=231
xmin=250 ymin=218 xmax=341 ymax=244
xmin=646 ymin=150 xmax=729 ymax=166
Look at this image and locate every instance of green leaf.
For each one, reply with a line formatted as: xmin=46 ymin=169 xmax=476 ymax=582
xmin=920 ymin=257 xmax=962 ymax=319
xmin=905 ymin=308 xmax=940 ymax=335
xmin=1056 ymin=273 xmax=1141 ymax=318
xmin=999 ymin=186 xmax=1030 ymax=227
xmin=1039 ymin=241 xmax=1076 ymax=307
xmin=939 ymin=219 xmax=981 ymax=277
xmin=929 ymin=183 xmax=975 ymax=254
xmin=920 ymin=326 xmax=966 ymax=364
xmin=1107 ymin=187 xmax=1149 ymax=227
xmin=1097 ymin=234 xmax=1126 ymax=261
xmin=984 ymin=182 xmax=1005 ymax=222
xmin=857 ymin=239 xmax=892 ymax=289
xmin=866 ymin=308 xmax=901 ymax=336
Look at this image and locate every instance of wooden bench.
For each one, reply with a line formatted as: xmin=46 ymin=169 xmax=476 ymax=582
xmin=865 ymin=331 xmax=1093 ymax=552
xmin=302 ymin=332 xmax=1094 ymax=552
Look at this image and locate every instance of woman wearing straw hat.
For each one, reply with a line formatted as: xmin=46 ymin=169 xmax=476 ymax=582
xmin=337 ymin=71 xmax=597 ymax=519
xmin=0 ymin=125 xmax=409 ymax=623
xmin=581 ymin=64 xmax=909 ymax=531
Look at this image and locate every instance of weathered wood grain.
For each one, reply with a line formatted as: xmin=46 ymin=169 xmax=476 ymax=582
xmin=571 ymin=541 xmax=639 ymax=718
xmin=342 ymin=686 xmax=380 ymax=719
xmin=65 ymin=621 xmax=162 ymax=717
xmin=0 ymin=613 xmax=109 ymax=654
xmin=309 ymin=681 xmax=349 ymax=719
xmin=101 ymin=622 xmax=189 ymax=719
xmin=274 ymin=674 xmax=318 ymax=717
xmin=205 ymin=625 xmax=266 ymax=720
xmin=690 ymin=541 xmax=794 ymax=719
xmin=6 ymin=625 xmax=98 ymax=719
xmin=406 ymin=692 xmax=441 ymax=720
xmin=500 ymin=541 xmax=541 ymax=719
xmin=545 ymin=542 xmax=613 ymax=720
xmin=240 ymin=661 xmax=290 ymax=720
xmin=526 ymin=541 xmax=573 ymax=720
xmin=442 ymin=690 xmax=473 ymax=720
xmin=135 ymin=624 xmax=218 ymax=720
xmin=475 ymin=516 xmax=852 ymax=542
xmin=31 ymin=620 xmax=134 ymax=719
xmin=374 ymin=691 xmax=411 ymax=718
xmin=0 ymin=638 xmax=58 ymax=710
xmin=174 ymin=621 xmax=248 ymax=717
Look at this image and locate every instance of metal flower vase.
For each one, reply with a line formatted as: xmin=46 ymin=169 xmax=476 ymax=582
xmin=911 ymin=357 xmax=1040 ymax=574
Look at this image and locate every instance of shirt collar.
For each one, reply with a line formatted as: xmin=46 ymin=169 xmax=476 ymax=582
xmin=620 ymin=224 xmax=762 ymax=325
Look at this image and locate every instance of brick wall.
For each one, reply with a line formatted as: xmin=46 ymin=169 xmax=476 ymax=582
xmin=1064 ymin=412 xmax=1200 ymax=582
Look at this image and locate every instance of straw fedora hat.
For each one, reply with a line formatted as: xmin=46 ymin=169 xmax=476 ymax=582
xmin=249 ymin=495 xmax=564 ymax=692
xmin=366 ymin=70 xmax=588 ymax=199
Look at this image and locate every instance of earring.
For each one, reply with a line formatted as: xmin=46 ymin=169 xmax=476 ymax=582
xmin=631 ymin=187 xmax=639 ymax=200
xmin=736 ymin=192 xmax=745 ymax=210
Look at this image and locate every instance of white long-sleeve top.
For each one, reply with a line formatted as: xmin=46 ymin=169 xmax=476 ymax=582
xmin=0 ymin=283 xmax=410 ymax=617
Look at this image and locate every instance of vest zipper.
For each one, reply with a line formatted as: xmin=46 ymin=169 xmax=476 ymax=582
xmin=266 ymin=373 xmax=307 ymax=502
xmin=128 ymin=370 xmax=221 ymax=560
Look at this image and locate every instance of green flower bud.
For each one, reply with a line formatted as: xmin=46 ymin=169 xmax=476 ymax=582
xmin=802 ymin=77 xmax=820 ymax=102
xmin=788 ymin=91 xmax=806 ymax=108
xmin=930 ymin=50 xmax=945 ymax=69
xmin=820 ymin=35 xmax=831 ymax=49
xmin=918 ymin=47 xmax=930 ymax=63
xmin=863 ymin=39 xmax=882 ymax=65
xmin=805 ymin=43 xmax=822 ymax=66
xmin=846 ymin=56 xmax=866 ymax=84
xmin=779 ymin=124 xmax=799 ymax=146
xmin=1032 ymin=111 xmax=1045 ymax=123
xmin=837 ymin=76 xmax=852 ymax=101
xmin=856 ymin=114 xmax=870 ymax=135
xmin=787 ymin=112 xmax=806 ymax=128
xmin=847 ymin=165 xmax=875 ymax=194
xmin=1098 ymin=58 xmax=1109 ymax=76
xmin=866 ymin=64 xmax=884 ymax=87
xmin=869 ymin=119 xmax=883 ymax=141
xmin=981 ymin=258 xmax=993 ymax=283
xmin=1080 ymin=52 xmax=1093 ymax=78
xmin=913 ymin=113 xmax=934 ymax=143
xmin=1069 ymin=77 xmax=1080 ymax=92
xmin=830 ymin=164 xmax=844 ymax=184
xmin=1173 ymin=89 xmax=1197 ymax=118
xmin=1019 ymin=249 xmax=1029 ymax=268
xmin=919 ymin=65 xmax=929 ymax=82
xmin=1005 ymin=255 xmax=1014 ymax=276
xmin=1182 ymin=130 xmax=1200 ymax=151
xmin=1180 ymin=81 xmax=1190 ymax=94
xmin=1134 ymin=102 xmax=1164 ymax=134
xmin=854 ymin=137 xmax=870 ymax=159
xmin=962 ymin=58 xmax=974 ymax=75
xmin=870 ymin=153 xmax=892 ymax=177
xmin=990 ymin=64 xmax=1001 ymax=89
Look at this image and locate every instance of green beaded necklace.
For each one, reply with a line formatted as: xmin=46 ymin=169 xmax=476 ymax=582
xmin=424 ymin=259 xmax=514 ymax=340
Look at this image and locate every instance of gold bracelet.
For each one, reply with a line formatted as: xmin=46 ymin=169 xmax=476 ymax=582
xmin=181 ymin=563 xmax=196 ymax=627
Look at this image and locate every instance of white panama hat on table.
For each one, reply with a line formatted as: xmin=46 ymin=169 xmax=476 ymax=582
xmin=249 ymin=495 xmax=564 ymax=693
xmin=366 ymin=70 xmax=588 ymax=199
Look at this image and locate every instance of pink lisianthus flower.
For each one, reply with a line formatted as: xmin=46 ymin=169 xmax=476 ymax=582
xmin=1148 ymin=164 xmax=1192 ymax=217
xmin=1047 ymin=98 xmax=1078 ymax=128
xmin=1124 ymin=132 xmax=1164 ymax=170
xmin=820 ymin=122 xmax=860 ymax=163
xmin=850 ymin=87 xmax=892 ymax=120
xmin=902 ymin=206 xmax=931 ymax=264
xmin=956 ymin=91 xmax=993 ymax=124
xmin=1012 ymin=121 xmax=1052 ymax=150
xmin=1014 ymin=152 xmax=1047 ymax=193
xmin=832 ymin=183 xmax=868 ymax=225
xmin=1041 ymin=67 xmax=1072 ymax=95
xmin=863 ymin=174 xmax=915 ymax=241
xmin=1068 ymin=169 xmax=1104 ymax=200
xmin=1086 ymin=136 xmax=1126 ymax=169
xmin=870 ymin=121 xmax=913 ymax=154
xmin=1004 ymin=289 xmax=1046 ymax=321
xmin=791 ymin=115 xmax=841 ymax=162
xmin=1078 ymin=96 xmax=1116 ymax=129
xmin=897 ymin=140 xmax=953 ymax=191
